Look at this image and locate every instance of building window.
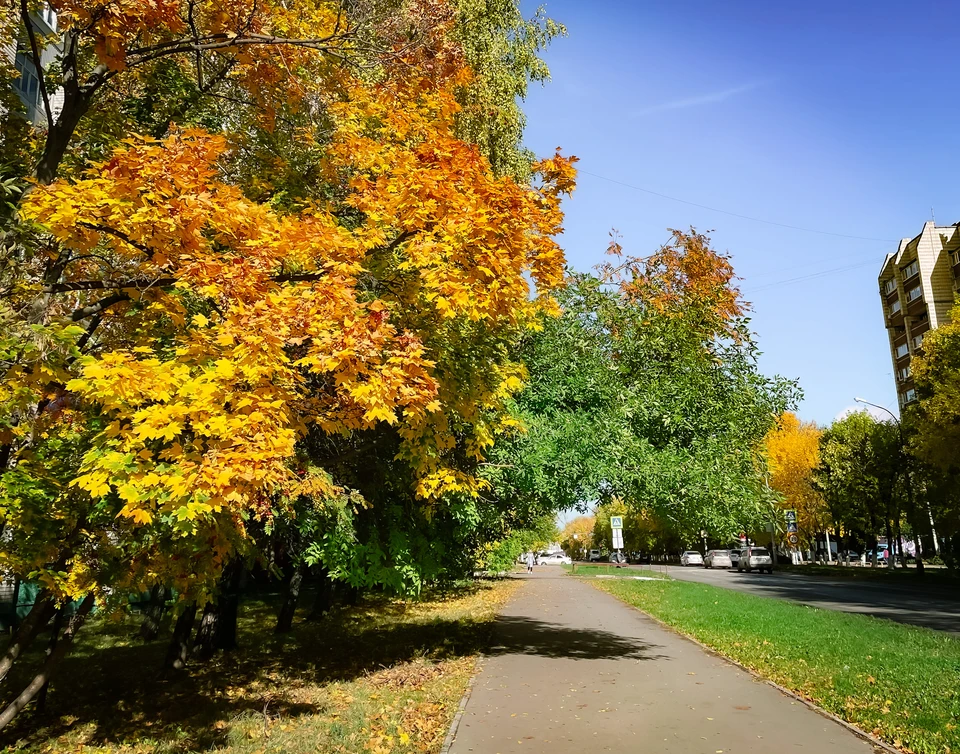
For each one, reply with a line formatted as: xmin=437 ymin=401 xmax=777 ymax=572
xmin=901 ymin=260 xmax=919 ymax=279
xmin=901 ymin=388 xmax=917 ymax=405
xmin=12 ymin=49 xmax=43 ymax=124
xmin=905 ymin=285 xmax=923 ymax=303
xmin=889 ymin=298 xmax=901 ymax=314
xmin=39 ymin=4 xmax=57 ymax=31
xmin=895 ymin=342 xmax=909 ymax=359
xmin=953 ymin=249 xmax=960 ymax=266
xmin=897 ymin=365 xmax=911 ymax=382
xmin=882 ymin=278 xmax=897 ymax=295
xmin=911 ymin=333 xmax=924 ymax=350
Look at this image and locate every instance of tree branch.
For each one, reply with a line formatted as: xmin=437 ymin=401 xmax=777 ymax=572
xmin=47 ymin=232 xmax=416 ymax=293
xmin=77 ymin=222 xmax=156 ymax=258
xmin=70 ymin=292 xmax=130 ymax=321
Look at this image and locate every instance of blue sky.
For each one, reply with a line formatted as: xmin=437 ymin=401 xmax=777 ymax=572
xmin=519 ymin=0 xmax=960 ymax=425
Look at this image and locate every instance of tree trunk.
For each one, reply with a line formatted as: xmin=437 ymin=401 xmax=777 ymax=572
xmin=193 ymin=560 xmax=244 ymax=660
xmin=164 ymin=603 xmax=197 ymax=671
xmin=193 ymin=602 xmax=219 ymax=662
xmin=275 ymin=563 xmax=306 ymax=634
xmin=345 ymin=584 xmax=360 ymax=606
xmin=885 ymin=518 xmax=895 ymax=570
xmin=308 ymin=569 xmax=335 ymax=621
xmin=216 ymin=563 xmax=243 ymax=652
xmin=138 ymin=584 xmax=168 ymax=641
xmin=0 ymin=593 xmax=94 ymax=732
xmin=36 ymin=608 xmax=65 ymax=714
xmin=0 ymin=591 xmax=56 ymax=683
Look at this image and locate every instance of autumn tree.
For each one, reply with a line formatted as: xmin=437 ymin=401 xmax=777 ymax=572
xmin=0 ymin=0 xmax=574 ymax=725
xmin=560 ymin=515 xmax=594 ymax=561
xmin=764 ymin=412 xmax=829 ymax=551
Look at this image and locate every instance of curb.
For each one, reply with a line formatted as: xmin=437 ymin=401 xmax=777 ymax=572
xmin=591 ymin=581 xmax=901 ymax=754
xmin=439 ymin=656 xmax=481 ymax=754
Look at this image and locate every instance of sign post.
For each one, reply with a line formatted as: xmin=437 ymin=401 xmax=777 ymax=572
xmin=610 ymin=516 xmax=624 ymax=566
xmin=785 ymin=509 xmax=799 ymax=563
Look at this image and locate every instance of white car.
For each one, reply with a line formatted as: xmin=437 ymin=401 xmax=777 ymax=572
xmin=703 ymin=549 xmax=732 ymax=568
xmin=737 ymin=546 xmax=774 ymax=573
xmin=679 ymin=551 xmax=703 ymax=566
xmin=538 ymin=552 xmax=572 ymax=565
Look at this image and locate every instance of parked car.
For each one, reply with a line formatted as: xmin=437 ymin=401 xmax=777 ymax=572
xmin=729 ymin=549 xmax=742 ymax=567
xmin=737 ymin=546 xmax=774 ymax=573
xmin=588 ymin=549 xmax=603 ymax=562
xmin=703 ymin=549 xmax=732 ymax=569
xmin=679 ymin=550 xmax=703 ymax=567
xmin=609 ymin=551 xmax=628 ymax=566
xmin=629 ymin=551 xmax=652 ymax=564
xmin=539 ymin=552 xmax=572 ymax=565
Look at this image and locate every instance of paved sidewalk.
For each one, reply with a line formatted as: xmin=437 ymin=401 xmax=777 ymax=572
xmin=449 ymin=570 xmax=881 ymax=754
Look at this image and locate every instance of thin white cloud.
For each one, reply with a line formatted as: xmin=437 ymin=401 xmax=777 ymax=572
xmin=634 ymin=81 xmax=766 ymax=116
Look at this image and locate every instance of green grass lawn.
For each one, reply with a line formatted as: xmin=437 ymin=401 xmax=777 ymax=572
xmin=561 ymin=563 xmax=668 ymax=578
xmin=594 ymin=577 xmax=960 ymax=754
xmin=0 ymin=578 xmax=518 ymax=754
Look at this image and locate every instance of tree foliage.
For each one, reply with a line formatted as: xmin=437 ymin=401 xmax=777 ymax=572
xmin=764 ymin=412 xmax=827 ymax=548
xmin=910 ymin=300 xmax=960 ymax=473
xmin=489 ymin=230 xmax=798 ymax=547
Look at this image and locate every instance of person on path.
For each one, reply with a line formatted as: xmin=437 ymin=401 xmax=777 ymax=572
xmin=526 ymin=551 xmax=534 ymax=573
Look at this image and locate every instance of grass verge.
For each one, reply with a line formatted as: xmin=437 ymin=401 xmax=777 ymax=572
xmin=593 ymin=577 xmax=960 ymax=754
xmin=1 ymin=578 xmax=518 ymax=754
xmin=561 ymin=563 xmax=667 ymax=578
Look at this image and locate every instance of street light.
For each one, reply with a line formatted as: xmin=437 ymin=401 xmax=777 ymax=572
xmin=853 ymin=396 xmax=939 ymax=563
xmin=854 ymin=397 xmax=897 ymax=423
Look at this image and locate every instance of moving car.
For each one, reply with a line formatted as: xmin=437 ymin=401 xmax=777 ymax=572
xmin=539 ymin=552 xmax=572 ymax=565
xmin=737 ymin=546 xmax=773 ymax=573
xmin=679 ymin=550 xmax=703 ymax=567
xmin=609 ymin=551 xmax=628 ymax=566
xmin=703 ymin=549 xmax=732 ymax=568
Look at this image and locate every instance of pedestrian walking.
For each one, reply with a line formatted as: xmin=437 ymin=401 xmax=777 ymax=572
xmin=526 ymin=551 xmax=534 ymax=573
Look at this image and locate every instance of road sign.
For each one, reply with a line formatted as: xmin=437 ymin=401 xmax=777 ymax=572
xmin=785 ymin=509 xmax=797 ymax=523
xmin=787 ymin=533 xmax=799 ymax=545
xmin=612 ymin=529 xmax=624 ymax=549
xmin=610 ymin=516 xmax=623 ymax=530
xmin=787 ymin=522 xmax=798 ymax=533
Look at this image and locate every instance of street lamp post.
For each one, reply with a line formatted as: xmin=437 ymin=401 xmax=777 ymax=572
xmin=855 ymin=397 xmax=937 ymax=569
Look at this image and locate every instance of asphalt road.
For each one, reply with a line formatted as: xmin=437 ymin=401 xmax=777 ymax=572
xmin=449 ymin=571 xmax=879 ymax=754
xmin=632 ymin=563 xmax=960 ymax=633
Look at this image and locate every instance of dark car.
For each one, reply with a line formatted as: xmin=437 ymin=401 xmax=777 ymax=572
xmin=609 ymin=551 xmax=628 ymax=567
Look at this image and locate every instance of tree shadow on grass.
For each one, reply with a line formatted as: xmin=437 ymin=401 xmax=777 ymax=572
xmin=0 ymin=581 xmax=494 ymax=751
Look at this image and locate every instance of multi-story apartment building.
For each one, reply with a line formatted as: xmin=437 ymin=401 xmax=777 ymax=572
xmin=3 ymin=5 xmax=60 ymax=126
xmin=879 ymin=221 xmax=960 ymax=408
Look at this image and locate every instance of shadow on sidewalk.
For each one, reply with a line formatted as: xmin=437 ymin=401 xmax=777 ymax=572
xmin=487 ymin=615 xmax=667 ymax=661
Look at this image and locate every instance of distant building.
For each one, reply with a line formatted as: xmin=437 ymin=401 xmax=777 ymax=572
xmin=3 ymin=5 xmax=61 ymax=126
xmin=878 ymin=221 xmax=960 ymax=408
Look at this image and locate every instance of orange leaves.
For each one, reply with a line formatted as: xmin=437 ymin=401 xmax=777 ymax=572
xmin=328 ymin=82 xmax=575 ymax=326
xmin=599 ymin=228 xmax=745 ymax=339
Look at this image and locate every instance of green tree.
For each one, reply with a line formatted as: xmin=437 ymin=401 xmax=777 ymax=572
xmin=814 ymin=412 xmax=902 ymax=566
xmin=487 ymin=231 xmax=798 ymax=548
